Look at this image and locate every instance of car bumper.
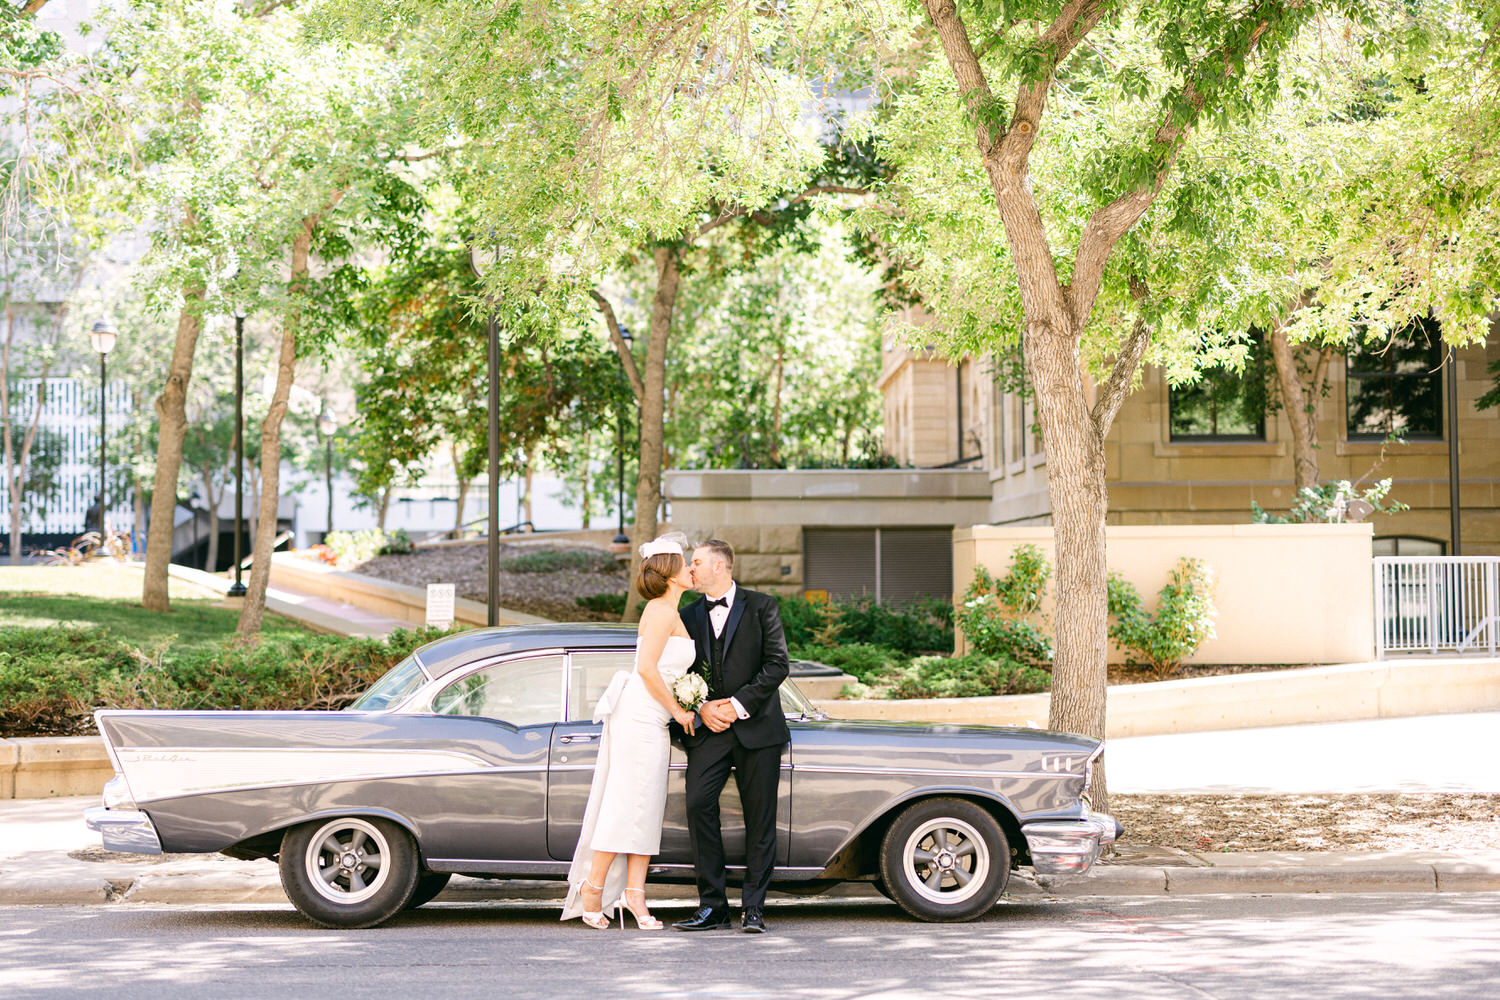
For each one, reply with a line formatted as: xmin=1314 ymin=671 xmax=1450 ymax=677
xmin=84 ymin=807 xmax=163 ymax=855
xmin=1022 ymin=812 xmax=1121 ymax=875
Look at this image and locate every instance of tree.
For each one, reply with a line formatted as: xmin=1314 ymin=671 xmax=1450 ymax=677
xmin=844 ymin=1 xmax=1463 ymax=810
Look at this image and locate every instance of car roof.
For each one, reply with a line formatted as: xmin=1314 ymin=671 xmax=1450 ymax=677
xmin=413 ymin=624 xmax=639 ymax=679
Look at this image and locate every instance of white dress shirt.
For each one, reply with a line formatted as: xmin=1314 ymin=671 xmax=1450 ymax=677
xmin=705 ymin=583 xmax=750 ymax=720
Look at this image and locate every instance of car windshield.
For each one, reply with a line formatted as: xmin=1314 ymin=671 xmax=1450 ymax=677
xmin=779 ymin=679 xmax=822 ymax=719
xmin=348 ymin=655 xmax=427 ymax=711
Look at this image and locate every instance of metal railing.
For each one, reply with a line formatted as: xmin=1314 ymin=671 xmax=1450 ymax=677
xmin=1374 ymin=556 xmax=1500 ymax=657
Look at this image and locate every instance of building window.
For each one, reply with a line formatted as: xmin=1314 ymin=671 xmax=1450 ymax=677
xmin=1346 ymin=316 xmax=1443 ymax=441
xmin=1169 ymin=333 xmax=1267 ymax=440
xmin=1373 ymin=536 xmax=1445 ymax=557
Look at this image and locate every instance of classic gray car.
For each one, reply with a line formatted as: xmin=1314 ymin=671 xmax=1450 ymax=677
xmin=86 ymin=624 xmax=1118 ymax=928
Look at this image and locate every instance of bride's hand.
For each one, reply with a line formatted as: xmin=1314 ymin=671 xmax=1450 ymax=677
xmin=674 ymin=708 xmax=696 ymax=736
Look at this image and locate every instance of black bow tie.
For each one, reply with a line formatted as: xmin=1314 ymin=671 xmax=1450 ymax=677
xmin=706 ymin=597 xmax=728 ymax=610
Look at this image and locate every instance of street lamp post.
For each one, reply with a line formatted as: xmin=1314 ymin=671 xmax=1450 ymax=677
xmin=611 ymin=326 xmax=633 ymax=549
xmin=318 ymin=409 xmax=337 ymax=538
xmin=228 ymin=311 xmax=247 ymax=597
xmin=469 ymin=239 xmax=500 ymax=628
xmin=87 ymin=320 xmax=118 ymax=539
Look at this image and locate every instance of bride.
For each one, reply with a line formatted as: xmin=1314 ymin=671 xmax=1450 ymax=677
xmin=561 ymin=533 xmax=699 ymax=930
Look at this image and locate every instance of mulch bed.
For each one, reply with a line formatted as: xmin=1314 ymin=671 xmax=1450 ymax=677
xmin=1113 ymin=793 xmax=1500 ymax=853
xmin=353 ymin=541 xmax=628 ymax=622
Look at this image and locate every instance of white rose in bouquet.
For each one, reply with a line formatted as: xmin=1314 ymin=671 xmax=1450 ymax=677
xmin=672 ymin=672 xmax=709 ymax=712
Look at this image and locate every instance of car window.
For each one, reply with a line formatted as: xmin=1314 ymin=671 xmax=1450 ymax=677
xmin=567 ymin=650 xmax=637 ymax=722
xmin=431 ymin=654 xmax=565 ymax=726
xmin=348 ymin=655 xmax=426 ymax=711
xmin=780 ymin=679 xmax=817 ymax=719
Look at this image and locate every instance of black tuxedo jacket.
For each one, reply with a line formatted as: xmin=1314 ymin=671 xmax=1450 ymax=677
xmin=679 ymin=586 xmax=791 ymax=751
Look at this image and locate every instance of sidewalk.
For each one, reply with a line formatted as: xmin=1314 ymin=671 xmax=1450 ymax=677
xmin=4 ymin=794 xmax=1497 ymax=908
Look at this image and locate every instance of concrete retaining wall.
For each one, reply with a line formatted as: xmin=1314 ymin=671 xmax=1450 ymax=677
xmin=956 ymin=523 xmax=1376 ymax=665
xmin=816 ymin=657 xmax=1500 ymax=737
xmin=267 ymin=554 xmax=550 ymax=629
xmin=12 ymin=656 xmax=1494 ymax=800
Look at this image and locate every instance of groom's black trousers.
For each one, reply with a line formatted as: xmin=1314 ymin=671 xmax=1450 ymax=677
xmin=684 ymin=734 xmax=783 ymax=913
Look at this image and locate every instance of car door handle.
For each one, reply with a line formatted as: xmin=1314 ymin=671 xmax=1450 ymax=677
xmin=560 ymin=734 xmax=599 ymax=744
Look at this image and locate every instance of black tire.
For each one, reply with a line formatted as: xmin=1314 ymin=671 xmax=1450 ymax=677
xmin=405 ymin=872 xmax=453 ymax=910
xmin=279 ymin=816 xmax=419 ymax=929
xmin=877 ymin=797 xmax=1010 ymax=923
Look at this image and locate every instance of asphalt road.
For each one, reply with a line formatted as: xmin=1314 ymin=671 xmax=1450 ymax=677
xmin=5 ymin=894 xmax=1499 ymax=1000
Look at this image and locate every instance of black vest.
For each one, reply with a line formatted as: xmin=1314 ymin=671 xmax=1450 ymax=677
xmin=709 ymin=626 xmax=727 ymax=697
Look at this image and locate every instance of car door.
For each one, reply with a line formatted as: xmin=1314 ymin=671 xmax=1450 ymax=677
xmin=547 ymin=648 xmax=790 ymax=868
xmin=409 ymin=652 xmax=565 ymax=866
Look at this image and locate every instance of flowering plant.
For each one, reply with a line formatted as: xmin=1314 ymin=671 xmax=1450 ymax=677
xmin=671 ymin=672 xmax=709 ymax=712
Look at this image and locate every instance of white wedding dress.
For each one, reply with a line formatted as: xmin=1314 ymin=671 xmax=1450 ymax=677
xmin=561 ymin=634 xmax=696 ymax=920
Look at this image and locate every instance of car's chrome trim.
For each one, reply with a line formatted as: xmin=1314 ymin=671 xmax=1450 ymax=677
xmin=792 ymin=764 xmax=1072 ymax=781
xmin=125 ymin=765 xmax=551 ymax=804
xmin=1022 ymin=812 xmax=1119 ymax=875
xmin=85 ymin=807 xmax=163 ymax=855
xmin=112 ymin=746 xmax=502 ymax=804
xmin=424 ymin=859 xmax=827 ymax=879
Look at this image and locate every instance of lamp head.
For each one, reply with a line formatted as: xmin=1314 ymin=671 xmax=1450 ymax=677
xmin=88 ymin=319 xmax=118 ymax=355
xmin=317 ymin=410 xmax=338 ymax=437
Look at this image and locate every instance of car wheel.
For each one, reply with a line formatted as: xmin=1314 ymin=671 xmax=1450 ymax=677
xmin=279 ymin=816 xmax=419 ymax=929
xmin=405 ymin=872 xmax=453 ymax=910
xmin=878 ymin=798 xmax=1010 ymax=923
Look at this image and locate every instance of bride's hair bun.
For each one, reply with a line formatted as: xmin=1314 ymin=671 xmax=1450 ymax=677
xmin=637 ymin=549 xmax=683 ymax=600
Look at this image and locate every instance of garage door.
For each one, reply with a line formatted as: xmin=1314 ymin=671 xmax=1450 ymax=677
xmin=803 ymin=528 xmax=953 ymax=606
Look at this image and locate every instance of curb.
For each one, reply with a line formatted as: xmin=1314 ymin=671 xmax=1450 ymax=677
xmin=4 ymin=864 xmax=1499 ymax=909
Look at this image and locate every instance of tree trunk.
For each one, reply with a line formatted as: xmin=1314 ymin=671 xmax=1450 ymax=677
xmin=377 ymin=487 xmax=390 ymax=530
xmin=620 ymin=245 xmax=681 ymax=623
xmin=236 ymin=222 xmax=312 ymax=641
xmin=1025 ymin=321 xmax=1112 ymax=813
xmin=2 ymin=303 xmax=55 ymax=564
xmin=450 ymin=442 xmax=468 ymax=533
xmin=142 ymin=284 xmax=205 ymax=608
xmin=769 ymin=338 xmax=786 ymax=467
xmin=1268 ymin=322 xmax=1322 ymax=491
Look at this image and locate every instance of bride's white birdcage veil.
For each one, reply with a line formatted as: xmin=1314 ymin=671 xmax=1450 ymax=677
xmin=638 ymin=530 xmax=689 ymax=560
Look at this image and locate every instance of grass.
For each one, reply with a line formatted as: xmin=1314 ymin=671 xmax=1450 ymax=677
xmin=0 ymin=563 xmax=311 ymax=654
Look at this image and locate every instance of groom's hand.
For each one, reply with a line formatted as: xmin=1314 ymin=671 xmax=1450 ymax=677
xmin=700 ymin=699 xmax=736 ymax=732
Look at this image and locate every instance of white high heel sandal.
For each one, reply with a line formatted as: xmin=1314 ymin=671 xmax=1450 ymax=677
xmin=579 ymin=877 xmax=611 ymax=930
xmin=619 ymin=887 xmax=663 ymax=930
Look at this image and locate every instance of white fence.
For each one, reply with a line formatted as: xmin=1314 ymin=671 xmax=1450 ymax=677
xmin=1374 ymin=556 xmax=1500 ymax=657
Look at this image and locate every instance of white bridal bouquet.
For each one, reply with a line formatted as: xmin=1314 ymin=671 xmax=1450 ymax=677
xmin=672 ymin=672 xmax=709 ymax=712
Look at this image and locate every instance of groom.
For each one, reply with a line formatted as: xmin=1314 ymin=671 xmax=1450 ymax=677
xmin=675 ymin=539 xmax=790 ymax=934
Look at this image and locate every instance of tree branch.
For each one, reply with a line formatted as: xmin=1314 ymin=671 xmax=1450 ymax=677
xmin=923 ymin=0 xmax=1003 ymax=155
xmin=1091 ymin=279 xmax=1152 ymax=437
xmin=21 ymin=0 xmax=52 ymax=15
xmin=695 ymin=183 xmax=869 ymax=237
xmin=1002 ymin=0 xmax=1111 ymax=159
xmin=589 ymin=290 xmax=644 ymax=400
xmin=1066 ymin=7 xmax=1282 ymax=330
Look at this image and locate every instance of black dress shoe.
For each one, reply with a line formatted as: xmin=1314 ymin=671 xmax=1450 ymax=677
xmin=674 ymin=906 xmax=731 ymax=931
xmin=741 ymin=908 xmax=767 ymax=933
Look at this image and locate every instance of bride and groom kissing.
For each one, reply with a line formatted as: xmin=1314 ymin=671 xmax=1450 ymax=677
xmin=561 ymin=533 xmax=789 ymax=934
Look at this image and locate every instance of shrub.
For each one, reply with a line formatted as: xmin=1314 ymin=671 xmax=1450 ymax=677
xmin=0 ymin=625 xmax=453 ymax=738
xmin=325 ymin=528 xmax=412 ymax=566
xmin=789 ymin=642 xmax=908 ymax=683
xmin=884 ymin=652 xmax=1052 ymax=700
xmin=777 ymin=593 xmax=954 ymax=655
xmin=1106 ymin=558 xmax=1219 ymax=678
xmin=956 ymin=544 xmax=1054 ymax=667
xmin=500 ymin=548 xmax=617 ymax=574
xmin=575 ymin=592 xmax=627 ymax=614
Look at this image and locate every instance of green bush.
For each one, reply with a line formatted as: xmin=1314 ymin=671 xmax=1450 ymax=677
xmin=325 ymin=528 xmax=412 ymax=565
xmin=789 ymin=642 xmax=908 ymax=683
xmin=500 ymin=548 xmax=617 ymax=574
xmin=884 ymin=652 xmax=1052 ymax=700
xmin=956 ymin=544 xmax=1054 ymax=667
xmin=575 ymin=592 xmax=627 ymax=614
xmin=0 ymin=625 xmax=453 ymax=738
xmin=776 ymin=594 xmax=953 ymax=655
xmin=1106 ymin=558 xmax=1218 ymax=678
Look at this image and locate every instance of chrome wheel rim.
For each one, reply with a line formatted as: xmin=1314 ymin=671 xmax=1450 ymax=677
xmin=901 ymin=818 xmax=989 ymax=906
xmin=304 ymin=818 xmax=391 ymax=906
